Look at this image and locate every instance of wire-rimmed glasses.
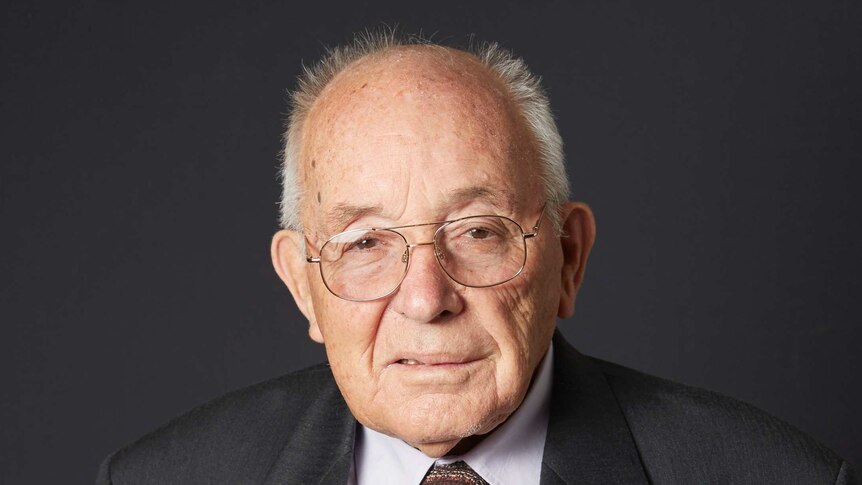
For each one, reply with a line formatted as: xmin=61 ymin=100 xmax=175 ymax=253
xmin=305 ymin=206 xmax=546 ymax=301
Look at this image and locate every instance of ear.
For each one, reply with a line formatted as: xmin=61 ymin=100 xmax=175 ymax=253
xmin=271 ymin=229 xmax=324 ymax=343
xmin=557 ymin=202 xmax=596 ymax=319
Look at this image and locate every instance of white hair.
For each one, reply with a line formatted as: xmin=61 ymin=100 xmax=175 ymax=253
xmin=278 ymin=30 xmax=569 ymax=232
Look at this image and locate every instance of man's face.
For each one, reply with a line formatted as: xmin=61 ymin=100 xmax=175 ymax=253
xmin=276 ymin=48 xmax=576 ymax=456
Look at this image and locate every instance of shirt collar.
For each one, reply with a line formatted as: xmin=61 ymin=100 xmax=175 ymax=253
xmin=351 ymin=343 xmax=554 ymax=485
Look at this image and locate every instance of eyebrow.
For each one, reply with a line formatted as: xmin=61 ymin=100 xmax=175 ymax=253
xmin=322 ymin=203 xmax=384 ymax=233
xmin=444 ymin=186 xmax=515 ymax=210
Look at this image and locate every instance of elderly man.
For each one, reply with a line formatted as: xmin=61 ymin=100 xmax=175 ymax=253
xmin=97 ymin=33 xmax=854 ymax=484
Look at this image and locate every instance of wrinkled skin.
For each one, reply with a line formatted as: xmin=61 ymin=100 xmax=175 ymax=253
xmin=272 ymin=46 xmax=595 ymax=457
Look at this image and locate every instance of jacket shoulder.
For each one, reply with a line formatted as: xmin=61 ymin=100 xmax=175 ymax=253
xmin=595 ymin=358 xmax=851 ymax=484
xmin=99 ymin=364 xmax=344 ymax=485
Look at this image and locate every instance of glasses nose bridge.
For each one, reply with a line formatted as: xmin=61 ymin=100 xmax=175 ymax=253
xmin=399 ymin=223 xmax=445 ymax=266
xmin=394 ymin=220 xmax=446 ymax=249
xmin=405 ymin=240 xmax=435 ymax=249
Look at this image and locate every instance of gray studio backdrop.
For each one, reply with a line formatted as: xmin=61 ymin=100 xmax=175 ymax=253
xmin=1 ymin=1 xmax=859 ymax=483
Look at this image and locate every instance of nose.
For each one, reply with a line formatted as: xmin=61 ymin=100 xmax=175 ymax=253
xmin=390 ymin=242 xmax=464 ymax=323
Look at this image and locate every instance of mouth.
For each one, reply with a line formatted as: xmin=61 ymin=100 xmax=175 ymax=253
xmin=385 ymin=355 xmax=485 ymax=385
xmin=389 ymin=355 xmax=481 ymax=368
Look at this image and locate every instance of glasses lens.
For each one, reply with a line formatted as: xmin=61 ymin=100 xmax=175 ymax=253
xmin=435 ymin=216 xmax=526 ymax=287
xmin=319 ymin=228 xmax=407 ymax=300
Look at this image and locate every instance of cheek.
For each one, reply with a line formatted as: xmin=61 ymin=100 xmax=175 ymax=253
xmin=485 ymin=258 xmax=560 ymax=375
xmin=313 ymin=297 xmax=390 ymax=419
xmin=316 ymin=299 xmax=383 ymax=351
xmin=308 ymin=278 xmax=387 ymax=363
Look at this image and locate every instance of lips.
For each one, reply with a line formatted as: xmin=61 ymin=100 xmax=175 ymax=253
xmin=389 ymin=355 xmax=479 ymax=367
xmin=386 ymin=355 xmax=483 ymax=384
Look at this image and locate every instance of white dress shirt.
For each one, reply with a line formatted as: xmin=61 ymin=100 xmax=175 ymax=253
xmin=348 ymin=343 xmax=554 ymax=485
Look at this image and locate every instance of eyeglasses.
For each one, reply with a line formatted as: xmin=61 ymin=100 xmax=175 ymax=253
xmin=305 ymin=206 xmax=546 ymax=301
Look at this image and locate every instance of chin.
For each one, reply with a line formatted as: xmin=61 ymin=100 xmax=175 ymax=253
xmin=382 ymin=393 xmax=512 ymax=448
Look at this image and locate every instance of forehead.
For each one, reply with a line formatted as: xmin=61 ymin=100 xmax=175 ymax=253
xmin=300 ymin=47 xmax=539 ymax=230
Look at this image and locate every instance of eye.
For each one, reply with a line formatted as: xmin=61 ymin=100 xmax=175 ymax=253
xmin=467 ymin=227 xmax=493 ymax=239
xmin=346 ymin=237 xmax=381 ymax=251
xmin=447 ymin=218 xmax=509 ymax=243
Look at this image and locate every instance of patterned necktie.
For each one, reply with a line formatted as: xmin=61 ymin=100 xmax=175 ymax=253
xmin=419 ymin=460 xmax=490 ymax=485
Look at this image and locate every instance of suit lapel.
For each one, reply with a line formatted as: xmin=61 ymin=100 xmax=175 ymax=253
xmin=541 ymin=331 xmax=650 ymax=485
xmin=263 ymin=371 xmax=356 ymax=485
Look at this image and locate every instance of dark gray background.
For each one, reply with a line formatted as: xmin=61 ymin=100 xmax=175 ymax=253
xmin=2 ymin=1 xmax=860 ymax=483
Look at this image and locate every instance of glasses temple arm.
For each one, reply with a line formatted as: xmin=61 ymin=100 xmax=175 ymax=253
xmin=303 ymin=236 xmax=322 ymax=263
xmin=523 ymin=204 xmax=547 ymax=239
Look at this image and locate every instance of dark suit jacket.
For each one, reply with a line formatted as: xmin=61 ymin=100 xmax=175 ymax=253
xmin=97 ymin=332 xmax=856 ymax=484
